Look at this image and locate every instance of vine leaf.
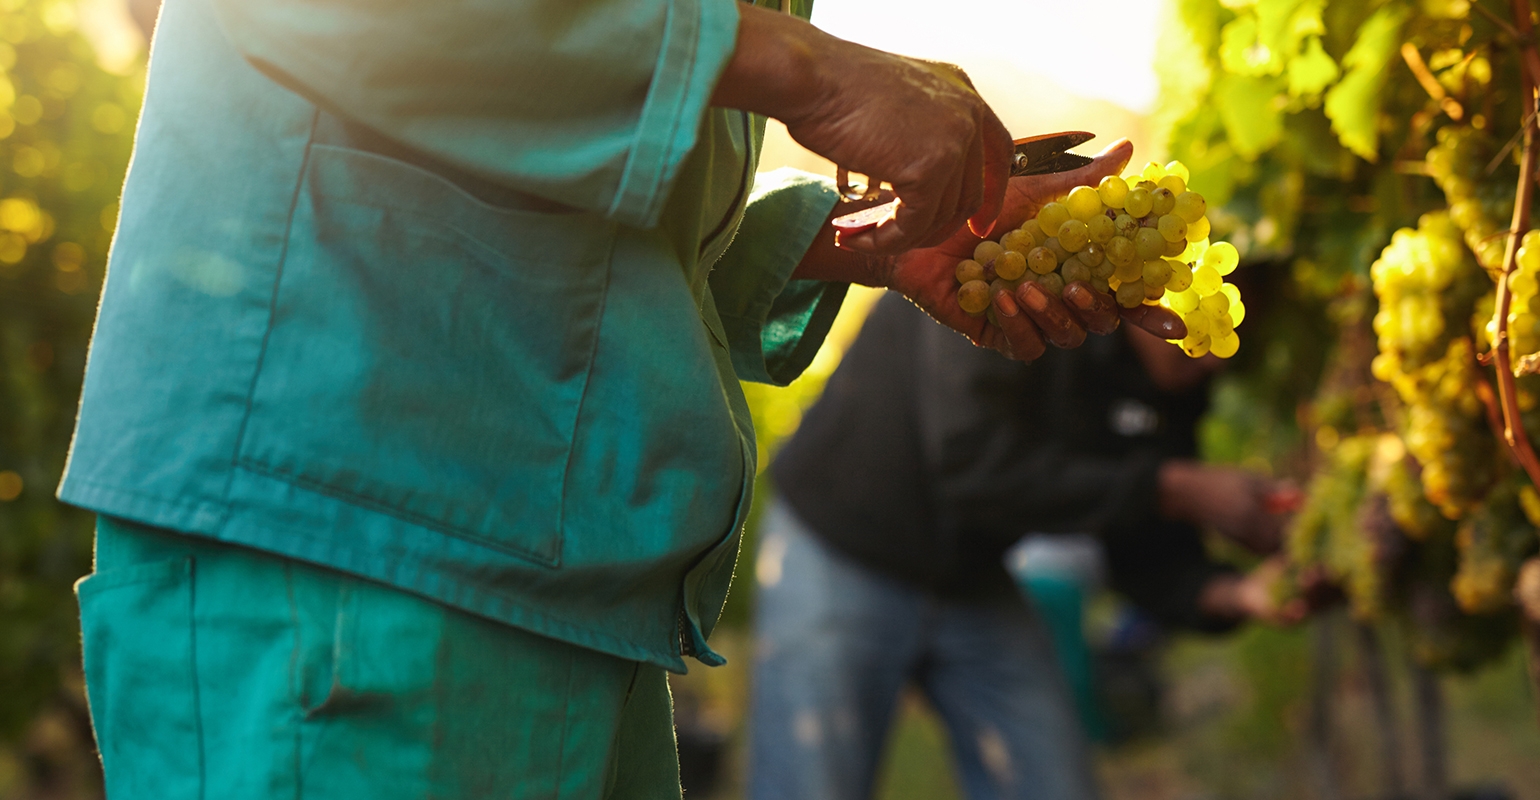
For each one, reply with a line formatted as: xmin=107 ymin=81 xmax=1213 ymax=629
xmin=1290 ymin=36 xmax=1341 ymax=99
xmin=1325 ymin=5 xmax=1411 ymax=161
xmin=1216 ymin=74 xmax=1286 ymax=159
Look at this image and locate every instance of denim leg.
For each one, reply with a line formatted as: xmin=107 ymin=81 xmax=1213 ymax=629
xmin=917 ymin=593 xmax=1100 ymax=800
xmin=748 ymin=501 xmax=926 ymax=800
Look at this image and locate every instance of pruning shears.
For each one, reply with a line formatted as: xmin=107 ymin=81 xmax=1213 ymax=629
xmin=830 ymin=131 xmax=1097 ymax=236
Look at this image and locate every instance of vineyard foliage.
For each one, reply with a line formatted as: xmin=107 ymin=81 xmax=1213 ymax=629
xmin=0 ymin=0 xmax=140 ymax=739
xmin=1161 ymin=0 xmax=1540 ymax=670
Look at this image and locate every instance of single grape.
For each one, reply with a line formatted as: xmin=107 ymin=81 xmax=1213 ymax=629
xmin=1061 ymin=256 xmax=1092 ymax=284
xmin=1184 ymin=310 xmax=1211 ymax=338
xmin=1192 ymin=263 xmax=1222 ymax=296
xmin=1163 ymin=160 xmax=1191 ymax=183
xmin=1210 ymin=331 xmax=1239 ymax=358
xmin=1036 ymin=203 xmax=1071 ymax=239
xmin=1150 ymin=187 xmax=1176 ymax=216
xmin=1186 ymin=215 xmax=1211 ymax=242
xmin=1134 ymin=228 xmax=1167 ymax=260
xmin=1167 ymin=287 xmax=1199 ymax=314
xmin=1202 ymin=241 xmax=1240 ymax=275
xmin=1157 ymin=174 xmax=1186 ymax=196
xmin=1037 ymin=271 xmax=1065 ymax=296
xmin=1142 ymin=258 xmax=1173 ymax=286
xmin=1113 ymin=213 xmax=1140 ymax=239
xmin=1114 ymin=257 xmax=1144 ymax=284
xmin=1163 ymin=236 xmax=1187 ymax=257
xmin=1124 ymin=188 xmax=1153 ymax=218
xmin=1027 ymin=246 xmax=1058 ymax=274
xmin=956 ymin=259 xmax=985 ymax=284
xmin=1181 ymin=331 xmax=1212 ymax=358
xmin=1090 ymin=257 xmax=1116 ymax=279
xmin=1167 ymin=259 xmax=1194 ymax=292
xmin=1019 ymin=218 xmax=1046 ymax=244
xmin=1209 ymin=309 xmax=1235 ymax=337
xmin=1512 ymin=270 xmax=1539 ymax=297
xmin=1079 ymin=242 xmax=1105 ymax=267
xmin=1091 ymin=275 xmax=1111 ymax=294
xmin=1058 ymin=219 xmax=1090 ymax=251
xmin=1228 ymin=300 xmax=1246 ymax=326
xmin=1098 ymin=175 xmax=1130 ymax=209
xmin=1105 ymin=235 xmax=1137 ymax=267
xmin=1199 ymin=292 xmax=1230 ymax=316
xmin=1001 ymin=229 xmax=1034 ymax=254
xmin=995 ymin=249 xmax=1028 ymax=280
xmin=1087 ymin=214 xmax=1115 ymax=244
xmin=1219 ymin=283 xmax=1241 ymax=305
xmin=957 ymin=279 xmax=992 ymax=315
xmin=1116 ymin=280 xmax=1145 ymax=308
xmin=1173 ymin=192 xmax=1207 ymax=224
xmin=1140 ymin=162 xmax=1166 ymax=183
xmin=1045 ymin=237 xmax=1072 ymax=265
xmin=1066 ymin=186 xmax=1104 ymax=221
xmin=1158 ymin=214 xmax=1187 ymax=243
xmin=974 ymin=240 xmax=1005 ymax=265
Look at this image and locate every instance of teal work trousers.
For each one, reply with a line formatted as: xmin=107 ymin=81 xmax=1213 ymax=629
xmin=76 ymin=516 xmax=683 ymax=799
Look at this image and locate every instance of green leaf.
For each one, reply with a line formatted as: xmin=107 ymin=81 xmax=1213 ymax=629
xmin=1215 ymin=73 xmax=1286 ymax=159
xmin=1324 ymin=5 xmax=1410 ymax=162
xmin=1288 ymin=35 xmax=1340 ymax=98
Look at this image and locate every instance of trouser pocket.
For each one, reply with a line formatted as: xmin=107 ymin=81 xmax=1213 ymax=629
xmin=77 ymin=557 xmax=202 ymax=799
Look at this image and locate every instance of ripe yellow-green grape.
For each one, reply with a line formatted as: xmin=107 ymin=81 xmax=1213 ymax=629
xmin=994 ymin=250 xmax=1027 ymax=281
xmin=1027 ymin=246 xmax=1057 ymax=274
xmin=1086 ymin=214 xmax=1115 ymax=243
xmin=1061 ymin=256 xmax=1092 ymax=284
xmin=956 ymin=259 xmax=985 ymax=283
xmin=1150 ymin=187 xmax=1176 ymax=217
xmin=957 ymin=279 xmax=991 ymax=315
xmin=1065 ymin=185 xmax=1104 ymax=221
xmin=1157 ymin=174 xmax=1186 ymax=196
xmin=1098 ymin=175 xmax=1129 ymax=209
xmin=1124 ymin=187 xmax=1153 ymax=218
xmin=1058 ymin=219 xmax=1090 ymax=252
xmin=1134 ymin=228 xmax=1166 ymax=260
xmin=1158 ymin=214 xmax=1187 ymax=243
xmin=1000 ymin=229 xmax=1035 ymax=254
xmin=1113 ymin=213 xmax=1139 ymax=239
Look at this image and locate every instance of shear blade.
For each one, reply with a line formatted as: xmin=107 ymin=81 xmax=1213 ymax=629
xmin=1012 ymin=131 xmax=1095 ymax=176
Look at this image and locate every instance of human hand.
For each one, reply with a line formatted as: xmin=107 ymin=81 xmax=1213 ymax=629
xmin=712 ymin=5 xmax=1012 ymax=254
xmin=1199 ymin=557 xmax=1312 ymax=626
xmin=883 ymin=140 xmax=1187 ymax=360
xmin=1159 ymin=461 xmax=1293 ymax=554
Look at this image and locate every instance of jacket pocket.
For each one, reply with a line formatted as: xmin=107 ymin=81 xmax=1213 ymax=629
xmin=237 ymin=143 xmax=616 ymax=567
xmin=77 ymin=558 xmax=203 ymax=797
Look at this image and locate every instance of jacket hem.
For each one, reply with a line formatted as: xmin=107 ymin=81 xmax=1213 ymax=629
xmin=57 ymin=474 xmax=692 ymax=674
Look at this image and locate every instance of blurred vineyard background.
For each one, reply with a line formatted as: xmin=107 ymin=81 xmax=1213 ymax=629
xmin=0 ymin=0 xmax=1537 ymax=799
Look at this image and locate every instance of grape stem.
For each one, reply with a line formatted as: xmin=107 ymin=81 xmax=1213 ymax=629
xmin=1489 ymin=0 xmax=1540 ymax=492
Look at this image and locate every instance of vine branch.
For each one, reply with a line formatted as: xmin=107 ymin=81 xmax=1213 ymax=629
xmin=1489 ymin=0 xmax=1540 ymax=490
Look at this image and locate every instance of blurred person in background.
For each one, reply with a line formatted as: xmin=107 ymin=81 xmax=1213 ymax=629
xmin=751 ymin=291 xmax=1300 ymax=800
xmin=57 ymin=0 xmax=1184 ymax=796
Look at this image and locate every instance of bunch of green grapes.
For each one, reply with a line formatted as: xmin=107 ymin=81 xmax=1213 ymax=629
xmin=1369 ymin=212 xmax=1494 ymax=519
xmin=1424 ymin=125 xmax=1515 ymax=277
xmin=1450 ymin=478 xmax=1540 ymax=614
xmin=953 ymin=160 xmax=1245 ymax=358
xmin=1288 ymin=434 xmax=1384 ymax=619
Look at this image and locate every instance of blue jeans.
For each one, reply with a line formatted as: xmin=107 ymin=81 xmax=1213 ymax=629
xmin=748 ymin=501 xmax=1099 ymax=800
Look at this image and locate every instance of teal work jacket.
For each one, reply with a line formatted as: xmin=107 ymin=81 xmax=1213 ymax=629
xmin=59 ymin=0 xmax=845 ymax=672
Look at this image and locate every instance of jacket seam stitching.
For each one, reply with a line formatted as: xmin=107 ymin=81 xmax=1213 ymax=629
xmin=223 ymin=108 xmax=320 ymax=517
xmin=554 ymin=228 xmax=618 ymax=563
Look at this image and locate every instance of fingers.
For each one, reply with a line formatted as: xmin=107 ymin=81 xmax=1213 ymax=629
xmin=967 ymin=105 xmax=1014 ymax=239
xmin=942 ymin=112 xmax=988 ymax=247
xmin=1119 ymin=304 xmax=1188 ymax=340
xmin=1061 ymin=282 xmax=1121 ymax=335
xmin=1015 ymin=282 xmax=1087 ymax=350
xmin=986 ymin=287 xmax=1046 ymax=361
